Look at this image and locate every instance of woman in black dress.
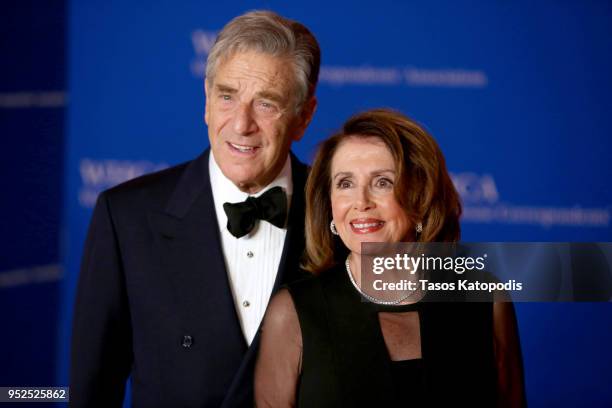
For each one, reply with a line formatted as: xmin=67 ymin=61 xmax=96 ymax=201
xmin=255 ymin=109 xmax=525 ymax=407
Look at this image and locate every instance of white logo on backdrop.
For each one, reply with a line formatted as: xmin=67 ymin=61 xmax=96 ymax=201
xmin=187 ymin=30 xmax=607 ymax=227
xmin=452 ymin=172 xmax=499 ymax=204
xmin=0 ymin=91 xmax=68 ymax=108
xmin=190 ymin=30 xmax=218 ymax=77
xmin=76 ymin=163 xmax=609 ymax=227
xmin=320 ymin=66 xmax=488 ymax=88
xmin=78 ymin=158 xmax=168 ymax=208
xmin=451 ymin=172 xmax=610 ymax=228
xmin=189 ymin=29 xmax=488 ymax=88
xmin=0 ymin=264 xmax=63 ymax=288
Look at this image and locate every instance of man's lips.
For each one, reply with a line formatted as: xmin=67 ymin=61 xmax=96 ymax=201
xmin=227 ymin=141 xmax=261 ymax=155
xmin=349 ymin=219 xmax=385 ymax=234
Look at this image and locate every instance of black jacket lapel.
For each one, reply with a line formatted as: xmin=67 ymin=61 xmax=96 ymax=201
xmin=273 ymin=152 xmax=310 ymax=290
xmin=148 ymin=150 xmax=248 ymax=402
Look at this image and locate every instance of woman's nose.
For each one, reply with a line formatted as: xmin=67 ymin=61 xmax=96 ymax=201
xmin=353 ymin=186 xmax=374 ymax=211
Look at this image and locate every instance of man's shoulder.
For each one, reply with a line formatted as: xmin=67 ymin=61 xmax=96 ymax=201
xmin=98 ymin=153 xmax=207 ymax=213
xmin=105 ymin=160 xmax=190 ymax=197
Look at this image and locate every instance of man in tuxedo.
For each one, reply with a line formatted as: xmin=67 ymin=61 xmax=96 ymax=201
xmin=70 ymin=11 xmax=319 ymax=407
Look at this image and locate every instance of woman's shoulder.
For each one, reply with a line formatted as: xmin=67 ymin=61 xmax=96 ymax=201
xmin=286 ymin=264 xmax=345 ymax=302
xmin=264 ymin=287 xmax=300 ymax=334
xmin=262 ymin=277 xmax=326 ymax=346
xmin=277 ymin=266 xmax=345 ymax=329
xmin=267 ymin=265 xmax=339 ymax=322
xmin=285 ymin=274 xmax=324 ymax=314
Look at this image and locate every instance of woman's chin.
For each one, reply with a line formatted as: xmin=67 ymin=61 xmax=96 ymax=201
xmin=345 ymin=235 xmax=388 ymax=253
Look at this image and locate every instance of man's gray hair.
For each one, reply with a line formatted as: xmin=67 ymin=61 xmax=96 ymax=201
xmin=206 ymin=10 xmax=321 ymax=113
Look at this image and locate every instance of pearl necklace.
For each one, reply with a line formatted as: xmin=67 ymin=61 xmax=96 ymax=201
xmin=345 ymin=256 xmax=414 ymax=305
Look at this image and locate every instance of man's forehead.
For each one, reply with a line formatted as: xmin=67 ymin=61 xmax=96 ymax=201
xmin=213 ymin=51 xmax=296 ymax=91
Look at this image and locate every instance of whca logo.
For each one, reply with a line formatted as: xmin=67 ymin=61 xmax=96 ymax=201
xmin=190 ymin=29 xmax=218 ymax=77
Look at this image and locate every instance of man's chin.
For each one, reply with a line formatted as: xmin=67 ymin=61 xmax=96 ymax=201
xmin=219 ymin=163 xmax=258 ymax=182
xmin=224 ymin=170 xmax=265 ymax=193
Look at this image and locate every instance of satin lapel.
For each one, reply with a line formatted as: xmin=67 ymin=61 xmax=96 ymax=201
xmin=273 ymin=152 xmax=309 ymax=290
xmin=148 ymin=150 xmax=246 ymax=350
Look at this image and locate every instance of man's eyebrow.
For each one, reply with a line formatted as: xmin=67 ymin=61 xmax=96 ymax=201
xmin=214 ymin=84 xmax=238 ymax=94
xmin=256 ymin=90 xmax=286 ymax=104
xmin=213 ymin=85 xmax=286 ymax=104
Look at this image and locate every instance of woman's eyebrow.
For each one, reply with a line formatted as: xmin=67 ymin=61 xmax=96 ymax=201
xmin=333 ymin=169 xmax=396 ymax=180
xmin=333 ymin=171 xmax=352 ymax=181
xmin=370 ymin=169 xmax=395 ymax=175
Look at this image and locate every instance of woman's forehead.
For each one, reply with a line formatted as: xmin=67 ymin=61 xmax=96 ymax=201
xmin=332 ymin=136 xmax=394 ymax=169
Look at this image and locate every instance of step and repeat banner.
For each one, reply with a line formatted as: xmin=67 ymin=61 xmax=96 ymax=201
xmin=58 ymin=1 xmax=612 ymax=405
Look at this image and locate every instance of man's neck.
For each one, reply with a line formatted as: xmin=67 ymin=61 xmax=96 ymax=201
xmin=235 ymin=181 xmax=266 ymax=195
xmin=209 ymin=152 xmax=293 ymax=199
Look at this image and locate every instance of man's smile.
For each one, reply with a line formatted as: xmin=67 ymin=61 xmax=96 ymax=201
xmin=227 ymin=141 xmax=261 ymax=155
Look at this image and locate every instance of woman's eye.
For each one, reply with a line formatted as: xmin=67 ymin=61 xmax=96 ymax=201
xmin=337 ymin=180 xmax=352 ymax=189
xmin=376 ymin=178 xmax=393 ymax=188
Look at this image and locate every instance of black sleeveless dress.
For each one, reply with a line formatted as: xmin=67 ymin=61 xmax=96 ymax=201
xmin=287 ymin=264 xmax=498 ymax=407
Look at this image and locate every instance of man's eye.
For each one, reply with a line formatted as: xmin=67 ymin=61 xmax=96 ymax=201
xmin=220 ymin=94 xmax=232 ymax=101
xmin=257 ymin=100 xmax=278 ymax=112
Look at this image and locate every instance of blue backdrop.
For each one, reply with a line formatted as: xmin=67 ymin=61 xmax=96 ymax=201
xmin=50 ymin=0 xmax=612 ymax=406
xmin=0 ymin=0 xmax=66 ymax=390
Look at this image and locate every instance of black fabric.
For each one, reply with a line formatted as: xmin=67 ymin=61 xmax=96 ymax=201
xmin=288 ymin=265 xmax=498 ymax=407
xmin=390 ymin=359 xmax=425 ymax=406
xmin=223 ymin=186 xmax=287 ymax=238
xmin=71 ymin=149 xmax=309 ymax=408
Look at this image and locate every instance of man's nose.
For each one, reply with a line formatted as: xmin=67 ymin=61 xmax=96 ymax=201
xmin=353 ymin=186 xmax=375 ymax=211
xmin=232 ymin=103 xmax=258 ymax=135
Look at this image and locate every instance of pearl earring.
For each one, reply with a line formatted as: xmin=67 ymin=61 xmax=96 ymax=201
xmin=330 ymin=220 xmax=339 ymax=235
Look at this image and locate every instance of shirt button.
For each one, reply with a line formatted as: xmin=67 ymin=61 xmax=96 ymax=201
xmin=181 ymin=335 xmax=193 ymax=348
xmin=246 ymin=251 xmax=254 ymax=258
xmin=242 ymin=300 xmax=250 ymax=308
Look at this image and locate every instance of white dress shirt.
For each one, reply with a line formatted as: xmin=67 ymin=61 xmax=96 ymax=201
xmin=209 ymin=152 xmax=292 ymax=345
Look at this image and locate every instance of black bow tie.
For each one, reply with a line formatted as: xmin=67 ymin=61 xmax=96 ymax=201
xmin=223 ymin=186 xmax=287 ymax=238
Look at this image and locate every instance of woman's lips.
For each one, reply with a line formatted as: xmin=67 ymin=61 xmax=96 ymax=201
xmin=227 ymin=141 xmax=260 ymax=156
xmin=349 ymin=219 xmax=385 ymax=234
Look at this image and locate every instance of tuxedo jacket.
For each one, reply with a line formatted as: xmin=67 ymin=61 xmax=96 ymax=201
xmin=70 ymin=149 xmax=308 ymax=407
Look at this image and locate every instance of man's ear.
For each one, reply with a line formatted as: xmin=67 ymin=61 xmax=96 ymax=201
xmin=292 ymin=96 xmax=318 ymax=142
xmin=204 ymin=79 xmax=210 ymax=125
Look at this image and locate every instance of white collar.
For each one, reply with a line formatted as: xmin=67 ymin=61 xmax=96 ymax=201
xmin=209 ymin=150 xmax=293 ymax=222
